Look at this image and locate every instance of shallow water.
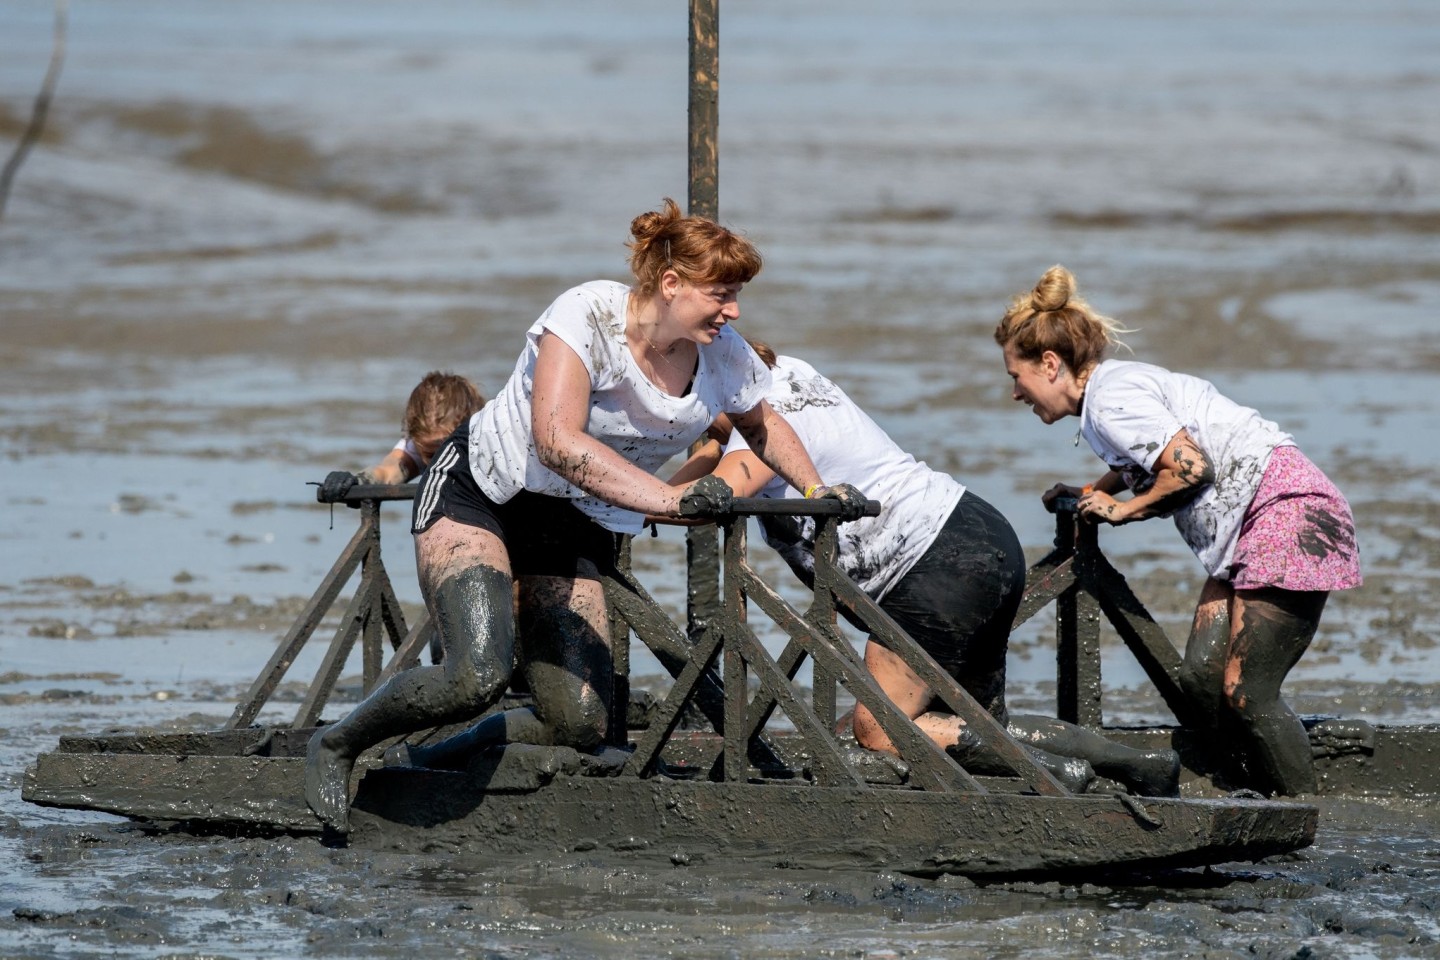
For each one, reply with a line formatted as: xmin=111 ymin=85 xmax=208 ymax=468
xmin=3 ymin=1 xmax=1440 ymax=957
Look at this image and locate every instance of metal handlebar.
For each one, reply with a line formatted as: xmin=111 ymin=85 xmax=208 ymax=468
xmin=318 ymin=483 xmax=880 ymax=519
xmin=730 ymin=497 xmax=881 ymax=518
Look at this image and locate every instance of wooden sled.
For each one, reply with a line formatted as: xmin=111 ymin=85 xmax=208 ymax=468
xmin=24 ymin=487 xmax=1320 ymax=876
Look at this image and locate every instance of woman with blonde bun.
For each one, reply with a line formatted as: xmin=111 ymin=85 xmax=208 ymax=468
xmin=994 ymin=265 xmax=1361 ymax=797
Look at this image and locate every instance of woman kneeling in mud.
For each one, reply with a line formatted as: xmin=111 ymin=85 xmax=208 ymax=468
xmin=995 ymin=265 xmax=1361 ymax=797
xmin=667 ymin=339 xmax=1182 ymax=798
xmin=304 ymin=200 xmax=864 ymax=833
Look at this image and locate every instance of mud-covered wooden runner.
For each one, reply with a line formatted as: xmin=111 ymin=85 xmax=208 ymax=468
xmin=23 ymin=486 xmax=1341 ymax=875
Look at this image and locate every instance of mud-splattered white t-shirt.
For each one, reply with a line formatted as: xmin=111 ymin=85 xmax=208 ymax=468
xmin=469 ymin=280 xmax=771 ymax=534
xmin=723 ymin=355 xmax=964 ymax=601
xmin=1079 ymin=359 xmax=1294 ymax=579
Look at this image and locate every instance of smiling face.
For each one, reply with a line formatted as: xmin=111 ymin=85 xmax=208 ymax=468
xmin=1003 ymin=345 xmax=1078 ymax=425
xmin=661 ymin=272 xmax=742 ymax=344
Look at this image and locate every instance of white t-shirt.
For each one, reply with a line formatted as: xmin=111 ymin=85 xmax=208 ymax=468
xmin=724 ymin=355 xmax=964 ymax=601
xmin=469 ymin=280 xmax=772 ymax=534
xmin=1079 ymin=359 xmax=1294 ymax=579
xmin=392 ymin=437 xmax=420 ymax=463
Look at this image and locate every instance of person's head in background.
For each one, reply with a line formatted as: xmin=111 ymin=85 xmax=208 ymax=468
xmin=404 ymin=371 xmax=485 ymax=468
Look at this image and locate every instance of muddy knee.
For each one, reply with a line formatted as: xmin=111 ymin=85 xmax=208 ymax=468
xmin=432 ymin=565 xmax=516 ymax=712
xmin=521 ymin=594 xmax=614 ymax=752
xmin=527 ymin=659 xmax=609 ymax=750
xmin=1178 ymin=663 xmax=1219 ymax=709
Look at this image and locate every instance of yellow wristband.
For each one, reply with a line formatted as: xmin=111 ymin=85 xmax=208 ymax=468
xmin=804 ymin=483 xmax=822 ymax=499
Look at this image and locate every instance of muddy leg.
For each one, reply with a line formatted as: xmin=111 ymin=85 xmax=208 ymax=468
xmin=851 ymin=639 xmax=939 ymax=755
xmin=516 ymin=570 xmax=612 ymax=751
xmin=399 ymin=706 xmax=544 ymax=770
xmin=946 ymin=724 xmax=1096 ymax=794
xmin=1178 ymin=578 xmax=1232 ymax=732
xmin=390 ymin=572 xmax=611 ymax=770
xmin=1007 ymin=714 xmax=1180 ymax=797
xmin=852 ymin=642 xmax=1093 ymax=791
xmin=304 ymin=519 xmax=514 ymax=833
xmin=1224 ymin=588 xmax=1327 ymax=796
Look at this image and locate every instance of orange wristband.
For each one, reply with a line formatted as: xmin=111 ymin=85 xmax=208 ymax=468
xmin=1081 ymin=484 xmax=1094 ymax=495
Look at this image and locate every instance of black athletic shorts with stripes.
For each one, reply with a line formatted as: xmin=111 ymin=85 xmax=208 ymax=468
xmin=410 ymin=419 xmax=621 ymax=579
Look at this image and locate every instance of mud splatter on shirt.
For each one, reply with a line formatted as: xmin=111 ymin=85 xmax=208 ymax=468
xmin=1079 ymin=360 xmax=1294 ymax=579
xmin=467 ymin=280 xmax=770 ymax=534
xmin=726 ymin=355 xmax=963 ymax=600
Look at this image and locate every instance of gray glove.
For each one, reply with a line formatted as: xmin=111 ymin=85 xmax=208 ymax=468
xmin=317 ymin=470 xmax=359 ymax=504
xmin=819 ymin=482 xmax=868 ymax=522
xmin=678 ymin=475 xmax=734 ymax=519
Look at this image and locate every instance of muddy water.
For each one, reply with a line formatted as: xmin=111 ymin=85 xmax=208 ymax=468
xmin=3 ymin=1 xmax=1440 ymax=956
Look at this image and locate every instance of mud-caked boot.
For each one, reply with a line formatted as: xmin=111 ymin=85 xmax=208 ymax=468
xmin=946 ymin=726 xmax=1096 ymax=794
xmin=1120 ymin=748 xmax=1183 ymax=798
xmin=1026 ymin=747 xmax=1096 ymax=794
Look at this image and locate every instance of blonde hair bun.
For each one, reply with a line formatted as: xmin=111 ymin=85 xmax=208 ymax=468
xmin=1032 ymin=264 xmax=1075 ymax=314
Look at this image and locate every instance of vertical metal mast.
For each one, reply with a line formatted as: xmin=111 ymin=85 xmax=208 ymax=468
xmin=685 ymin=0 xmax=722 ymax=639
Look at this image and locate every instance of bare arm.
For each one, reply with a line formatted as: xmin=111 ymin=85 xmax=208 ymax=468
xmin=727 ymin=400 xmax=823 ymax=495
xmin=362 ymin=446 xmax=419 ymax=486
xmin=1077 ymin=429 xmax=1214 ymax=525
xmin=651 ymin=439 xmax=776 ymax=527
xmin=666 ymin=438 xmax=725 ymax=487
xmin=531 ymin=331 xmax=689 ymax=517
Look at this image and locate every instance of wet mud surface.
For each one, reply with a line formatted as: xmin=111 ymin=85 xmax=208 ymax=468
xmin=4 ymin=0 xmax=1440 ymax=956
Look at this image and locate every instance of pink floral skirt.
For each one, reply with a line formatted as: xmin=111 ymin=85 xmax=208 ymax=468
xmin=1229 ymin=445 xmax=1362 ymax=592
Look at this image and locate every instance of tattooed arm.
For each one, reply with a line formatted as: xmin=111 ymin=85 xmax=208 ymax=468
xmin=1077 ymin=428 xmax=1214 ymax=525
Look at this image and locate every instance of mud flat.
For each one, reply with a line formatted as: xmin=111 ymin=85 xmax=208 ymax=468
xmin=4 ymin=723 xmax=1439 ymax=960
xmin=5 ymin=0 xmax=1440 ymax=956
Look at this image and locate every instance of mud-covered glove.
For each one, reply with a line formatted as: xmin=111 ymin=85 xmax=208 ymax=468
xmin=317 ymin=470 xmax=359 ymax=504
xmin=819 ymin=482 xmax=868 ymax=522
xmin=678 ymin=474 xmax=734 ymax=519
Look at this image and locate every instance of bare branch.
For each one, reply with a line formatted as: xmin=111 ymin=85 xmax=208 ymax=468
xmin=0 ymin=0 xmax=69 ymax=221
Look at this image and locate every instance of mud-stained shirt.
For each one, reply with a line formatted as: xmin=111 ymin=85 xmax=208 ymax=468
xmin=468 ymin=280 xmax=771 ymax=534
xmin=1079 ymin=359 xmax=1294 ymax=579
xmin=724 ymin=355 xmax=964 ymax=601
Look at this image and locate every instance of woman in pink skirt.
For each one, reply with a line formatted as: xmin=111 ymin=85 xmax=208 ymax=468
xmin=994 ymin=265 xmax=1361 ymax=797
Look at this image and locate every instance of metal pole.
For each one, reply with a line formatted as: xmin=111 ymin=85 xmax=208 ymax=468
xmin=688 ymin=0 xmax=719 ymax=219
xmin=685 ymin=0 xmax=722 ymax=640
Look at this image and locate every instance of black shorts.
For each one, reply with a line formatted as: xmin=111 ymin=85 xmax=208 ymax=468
xmin=411 ymin=420 xmax=621 ymax=579
xmin=877 ymin=490 xmax=1026 ymax=719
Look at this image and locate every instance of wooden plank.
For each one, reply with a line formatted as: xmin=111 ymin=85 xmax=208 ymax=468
xmin=739 ymin=564 xmax=980 ymax=794
xmin=293 ymin=577 xmax=376 ymax=729
xmin=346 ymin=774 xmax=1316 ymax=876
xmin=19 ymin=746 xmax=1321 ymax=875
xmin=729 ymin=620 xmax=863 ymax=788
xmin=604 ymin=565 xmax=787 ymax=770
xmin=1090 ymin=552 xmax=1197 ymax=726
xmin=624 ymin=627 xmax=725 ymax=778
xmin=23 ymin=753 xmax=321 ymax=830
xmin=374 ymin=615 xmax=433 ymax=686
